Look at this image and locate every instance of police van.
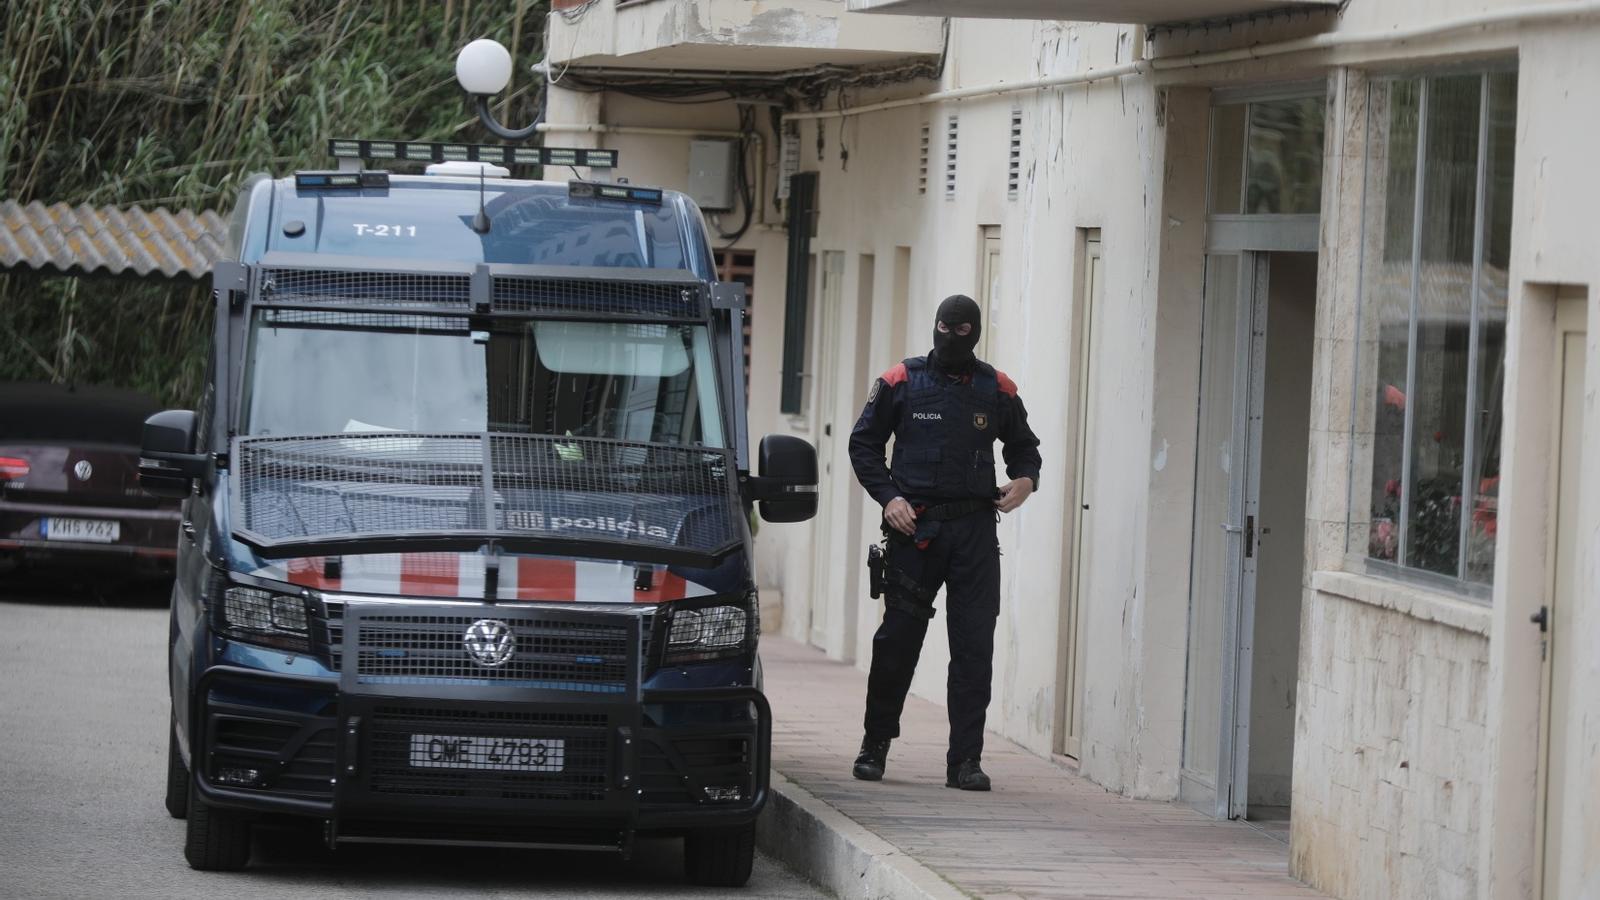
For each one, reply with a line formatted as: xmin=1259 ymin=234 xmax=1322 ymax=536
xmin=140 ymin=137 xmax=816 ymax=886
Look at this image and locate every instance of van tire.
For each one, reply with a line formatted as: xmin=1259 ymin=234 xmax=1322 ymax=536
xmin=165 ymin=716 xmax=188 ymax=819
xmin=184 ymin=781 xmax=252 ymax=870
xmin=683 ymin=823 xmax=756 ymax=887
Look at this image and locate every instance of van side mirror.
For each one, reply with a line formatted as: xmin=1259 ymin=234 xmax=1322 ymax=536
xmin=139 ymin=409 xmax=206 ymax=499
xmin=749 ymin=434 xmax=818 ymax=523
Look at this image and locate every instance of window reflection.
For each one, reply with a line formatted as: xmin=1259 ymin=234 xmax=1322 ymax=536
xmin=1351 ymin=69 xmax=1516 ymax=589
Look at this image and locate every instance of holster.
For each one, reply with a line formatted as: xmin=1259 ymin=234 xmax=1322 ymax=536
xmin=867 ymin=544 xmax=886 ymax=599
xmin=871 ymin=535 xmax=937 ymax=621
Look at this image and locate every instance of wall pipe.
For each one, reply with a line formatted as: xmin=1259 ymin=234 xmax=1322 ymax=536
xmin=779 ymin=0 xmax=1600 ymax=122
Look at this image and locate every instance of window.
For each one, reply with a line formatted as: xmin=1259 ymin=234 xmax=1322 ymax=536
xmin=1208 ymin=93 xmax=1325 ymax=215
xmin=1349 ymin=68 xmax=1517 ymax=590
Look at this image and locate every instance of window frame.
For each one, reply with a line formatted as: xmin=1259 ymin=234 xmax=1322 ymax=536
xmin=1345 ymin=60 xmax=1518 ymax=602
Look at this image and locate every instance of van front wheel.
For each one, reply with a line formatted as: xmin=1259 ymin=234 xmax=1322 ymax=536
xmin=683 ymin=823 xmax=756 ymax=887
xmin=164 ymin=715 xmax=188 ymax=819
xmin=183 ymin=781 xmax=252 ymax=870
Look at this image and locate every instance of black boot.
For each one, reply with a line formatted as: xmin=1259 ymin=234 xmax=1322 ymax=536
xmin=945 ymin=757 xmax=991 ymax=791
xmin=852 ymin=738 xmax=891 ymax=781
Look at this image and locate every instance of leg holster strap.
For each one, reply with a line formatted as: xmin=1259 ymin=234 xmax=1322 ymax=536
xmin=886 ymin=594 xmax=936 ymax=621
xmin=883 ymin=565 xmax=936 ymax=619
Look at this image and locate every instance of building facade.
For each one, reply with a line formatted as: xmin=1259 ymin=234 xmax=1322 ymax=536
xmin=540 ymin=1 xmax=1599 ymax=897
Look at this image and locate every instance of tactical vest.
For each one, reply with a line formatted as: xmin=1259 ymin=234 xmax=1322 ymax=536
xmin=889 ymin=357 xmax=1002 ymax=501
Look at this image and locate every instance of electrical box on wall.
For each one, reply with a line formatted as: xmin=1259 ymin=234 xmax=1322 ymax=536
xmin=688 ymin=139 xmax=738 ymax=211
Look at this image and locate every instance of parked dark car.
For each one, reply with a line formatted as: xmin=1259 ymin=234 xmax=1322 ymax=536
xmin=0 ymin=382 xmax=182 ymax=580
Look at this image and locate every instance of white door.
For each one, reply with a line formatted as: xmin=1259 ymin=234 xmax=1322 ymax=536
xmin=1536 ymin=290 xmax=1587 ymax=898
xmin=978 ymin=227 xmax=1002 ymax=360
xmin=1060 ymin=231 xmax=1103 ymax=759
xmin=808 ymin=251 xmax=847 ymax=648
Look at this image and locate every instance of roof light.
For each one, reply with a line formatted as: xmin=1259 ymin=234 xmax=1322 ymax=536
xmin=328 ymin=139 xmax=616 ymax=169
xmin=569 ymin=180 xmax=664 ymax=205
xmin=294 ymin=170 xmax=390 ymax=191
xmin=455 ymin=39 xmax=513 ymax=96
xmin=425 ymin=161 xmax=510 ymax=178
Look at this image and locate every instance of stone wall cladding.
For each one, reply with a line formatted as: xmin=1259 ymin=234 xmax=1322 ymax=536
xmin=1291 ymin=588 xmax=1488 ymax=900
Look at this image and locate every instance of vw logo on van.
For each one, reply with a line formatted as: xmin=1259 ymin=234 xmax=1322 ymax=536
xmin=463 ymin=619 xmax=516 ymax=668
xmin=73 ymin=460 xmax=93 ymax=481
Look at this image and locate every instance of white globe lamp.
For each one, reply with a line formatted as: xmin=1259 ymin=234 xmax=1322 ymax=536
xmin=455 ymin=39 xmax=513 ymax=96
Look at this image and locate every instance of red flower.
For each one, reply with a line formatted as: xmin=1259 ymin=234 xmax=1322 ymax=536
xmin=1385 ymin=478 xmax=1401 ymax=498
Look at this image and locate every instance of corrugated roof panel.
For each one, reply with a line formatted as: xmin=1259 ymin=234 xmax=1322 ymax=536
xmin=0 ymin=200 xmax=228 ymax=281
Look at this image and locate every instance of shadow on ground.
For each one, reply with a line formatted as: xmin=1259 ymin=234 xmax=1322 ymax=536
xmin=0 ymin=566 xmax=171 ymax=607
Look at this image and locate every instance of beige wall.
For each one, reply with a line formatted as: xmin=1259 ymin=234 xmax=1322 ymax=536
xmin=544 ymin=2 xmax=1600 ymax=896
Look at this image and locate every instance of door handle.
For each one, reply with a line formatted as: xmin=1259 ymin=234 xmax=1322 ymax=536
xmin=1530 ymin=606 xmax=1549 ymax=633
xmin=1221 ymin=522 xmax=1243 ymax=534
xmin=181 ymin=520 xmax=196 ymax=541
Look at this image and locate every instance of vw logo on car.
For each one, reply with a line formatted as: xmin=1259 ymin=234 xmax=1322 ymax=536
xmin=462 ymin=619 xmax=516 ymax=668
xmin=73 ymin=459 xmax=93 ymax=481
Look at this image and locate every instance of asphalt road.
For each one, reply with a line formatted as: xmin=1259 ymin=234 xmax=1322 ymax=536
xmin=0 ymin=584 xmax=827 ymax=900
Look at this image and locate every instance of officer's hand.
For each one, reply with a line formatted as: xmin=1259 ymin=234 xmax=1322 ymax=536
xmin=996 ymin=477 xmax=1034 ymax=513
xmin=884 ymin=497 xmax=917 ymax=535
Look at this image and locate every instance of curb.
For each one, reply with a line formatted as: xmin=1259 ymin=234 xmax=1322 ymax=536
xmin=756 ymin=770 xmax=970 ymax=900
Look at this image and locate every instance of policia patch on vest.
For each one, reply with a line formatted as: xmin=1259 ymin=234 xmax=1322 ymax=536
xmin=867 ymin=379 xmax=881 ymax=405
xmin=973 ymin=412 xmax=988 ymax=430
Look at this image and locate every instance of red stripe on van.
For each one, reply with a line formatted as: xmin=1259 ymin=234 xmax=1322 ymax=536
xmin=514 ymin=558 xmax=577 ymax=601
xmin=401 ymin=553 xmax=460 ymax=597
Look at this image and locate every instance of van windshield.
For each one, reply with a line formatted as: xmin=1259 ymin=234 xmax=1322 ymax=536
xmin=285 ymin=181 xmax=702 ymax=271
xmin=243 ymin=311 xmax=725 ymax=448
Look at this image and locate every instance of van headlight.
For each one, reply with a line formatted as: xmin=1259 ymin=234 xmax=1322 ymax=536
xmin=219 ymin=585 xmax=311 ymax=651
xmin=664 ymin=594 xmax=757 ymax=664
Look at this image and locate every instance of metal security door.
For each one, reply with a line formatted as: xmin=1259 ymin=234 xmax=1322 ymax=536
xmin=1181 ymin=253 xmax=1268 ymax=819
xmin=1224 ymin=255 xmax=1272 ymax=820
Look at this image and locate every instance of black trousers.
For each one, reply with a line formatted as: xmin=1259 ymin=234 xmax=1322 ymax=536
xmin=862 ymin=509 xmax=1000 ymax=766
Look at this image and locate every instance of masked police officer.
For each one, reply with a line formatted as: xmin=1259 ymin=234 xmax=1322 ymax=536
xmin=847 ymin=294 xmax=1042 ymax=791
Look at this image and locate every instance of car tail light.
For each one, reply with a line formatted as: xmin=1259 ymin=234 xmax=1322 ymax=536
xmin=0 ymin=457 xmax=29 ymax=481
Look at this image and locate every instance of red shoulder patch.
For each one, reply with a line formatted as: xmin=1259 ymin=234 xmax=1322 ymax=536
xmin=881 ymin=362 xmax=908 ymax=387
xmin=995 ymin=370 xmax=1018 ymax=397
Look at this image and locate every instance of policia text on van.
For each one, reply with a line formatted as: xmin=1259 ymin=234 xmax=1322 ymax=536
xmin=141 ymin=140 xmax=816 ymax=887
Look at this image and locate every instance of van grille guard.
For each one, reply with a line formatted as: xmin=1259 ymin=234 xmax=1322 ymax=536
xmin=246 ymin=253 xmax=710 ymax=321
xmin=230 ymin=432 xmax=742 ymax=567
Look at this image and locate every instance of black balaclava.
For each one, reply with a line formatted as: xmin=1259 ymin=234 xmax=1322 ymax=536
xmin=930 ymin=294 xmax=982 ymax=372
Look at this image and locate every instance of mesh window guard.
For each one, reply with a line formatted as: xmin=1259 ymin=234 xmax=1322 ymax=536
xmin=232 ymin=432 xmax=740 ymax=563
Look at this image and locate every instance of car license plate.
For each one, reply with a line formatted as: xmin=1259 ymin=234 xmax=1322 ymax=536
xmin=409 ymin=734 xmax=565 ymax=772
xmin=42 ymin=517 xmax=120 ymax=543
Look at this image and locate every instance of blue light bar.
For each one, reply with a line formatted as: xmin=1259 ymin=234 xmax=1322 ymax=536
xmin=329 ymin=139 xmax=617 ymax=169
xmin=568 ymin=181 xmax=664 ymax=205
xmin=294 ymin=170 xmax=390 ymax=190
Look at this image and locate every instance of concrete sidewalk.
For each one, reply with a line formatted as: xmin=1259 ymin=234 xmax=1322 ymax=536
xmin=756 ymin=636 xmax=1326 ymax=900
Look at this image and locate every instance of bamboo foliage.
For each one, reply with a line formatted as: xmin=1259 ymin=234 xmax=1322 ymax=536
xmin=1 ymin=0 xmax=547 ymax=404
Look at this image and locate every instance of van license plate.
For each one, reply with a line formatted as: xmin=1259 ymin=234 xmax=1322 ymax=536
xmin=43 ymin=518 xmax=120 ymax=543
xmin=408 ymin=734 xmax=565 ymax=772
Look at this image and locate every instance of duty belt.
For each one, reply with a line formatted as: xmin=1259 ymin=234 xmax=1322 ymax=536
xmin=917 ymin=498 xmax=996 ymax=522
